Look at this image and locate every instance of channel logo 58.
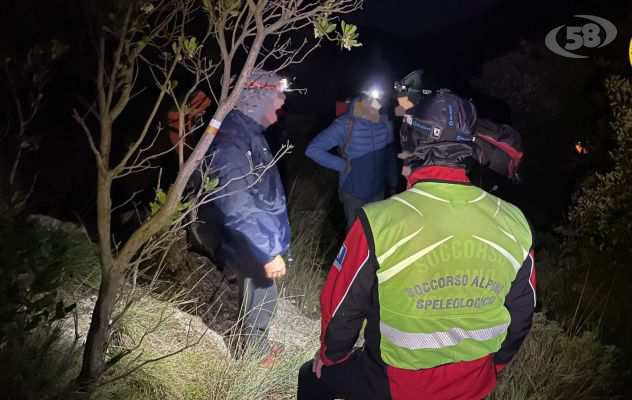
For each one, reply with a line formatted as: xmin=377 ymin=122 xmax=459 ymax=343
xmin=545 ymin=15 xmax=617 ymax=58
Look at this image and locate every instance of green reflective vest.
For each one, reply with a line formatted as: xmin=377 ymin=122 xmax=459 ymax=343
xmin=362 ymin=181 xmax=532 ymax=369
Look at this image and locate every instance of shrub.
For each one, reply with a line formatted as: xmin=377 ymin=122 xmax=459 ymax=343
xmin=0 ymin=212 xmax=76 ymax=348
xmin=565 ymin=76 xmax=632 ymax=266
xmin=549 ymin=76 xmax=632 ymax=359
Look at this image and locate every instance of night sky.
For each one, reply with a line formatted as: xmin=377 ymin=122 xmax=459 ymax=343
xmin=290 ymin=0 xmax=632 ymax=97
xmin=1 ymin=0 xmax=631 ymax=225
xmin=349 ymin=0 xmax=504 ymax=37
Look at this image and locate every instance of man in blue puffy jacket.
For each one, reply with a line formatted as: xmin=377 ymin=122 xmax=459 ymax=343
xmin=306 ymin=95 xmax=399 ymax=230
xmin=193 ymin=69 xmax=290 ymax=351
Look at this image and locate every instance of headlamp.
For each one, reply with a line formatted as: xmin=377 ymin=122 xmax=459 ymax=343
xmin=360 ymin=86 xmax=383 ymax=99
xmin=394 ymin=69 xmax=429 ymax=105
xmin=242 ymin=77 xmax=291 ymax=91
xmin=278 ymin=77 xmax=307 ymax=94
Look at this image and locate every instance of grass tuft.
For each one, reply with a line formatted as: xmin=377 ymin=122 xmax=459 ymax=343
xmin=94 ymin=293 xmax=318 ymax=400
xmin=281 ymin=175 xmax=338 ymax=318
xmin=0 ymin=325 xmax=82 ymax=400
xmin=491 ymin=313 xmax=619 ymax=399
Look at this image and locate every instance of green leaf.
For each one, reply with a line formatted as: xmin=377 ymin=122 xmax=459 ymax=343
xmin=150 ymin=202 xmax=161 ymax=216
xmin=204 ymin=177 xmax=219 ymax=191
xmin=182 ymin=36 xmax=201 ymax=57
xmin=339 ymin=21 xmax=362 ymax=51
xmin=156 ymin=188 xmax=167 ymax=205
xmin=176 ymin=200 xmax=192 ymax=212
xmin=313 ymin=17 xmax=336 ymax=38
xmin=341 ymin=21 xmax=355 ymax=35
xmin=150 ymin=187 xmax=167 ymax=216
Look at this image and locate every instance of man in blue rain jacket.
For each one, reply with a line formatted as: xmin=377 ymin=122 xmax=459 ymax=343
xmin=194 ymin=70 xmax=290 ymax=351
xmin=306 ymin=95 xmax=399 ymax=230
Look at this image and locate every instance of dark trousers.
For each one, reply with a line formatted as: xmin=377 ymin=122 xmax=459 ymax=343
xmin=297 ymin=350 xmax=383 ymax=400
xmin=191 ymin=210 xmax=277 ymax=343
xmin=339 ymin=189 xmax=384 ymax=231
xmin=238 ymin=274 xmax=277 ymax=343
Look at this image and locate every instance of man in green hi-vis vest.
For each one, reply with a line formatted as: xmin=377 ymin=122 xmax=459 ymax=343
xmin=298 ymin=89 xmax=536 ymax=400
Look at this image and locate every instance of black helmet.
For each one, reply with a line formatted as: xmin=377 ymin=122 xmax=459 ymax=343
xmin=400 ymin=89 xmax=478 ymax=170
xmin=394 ymin=69 xmax=424 ymax=104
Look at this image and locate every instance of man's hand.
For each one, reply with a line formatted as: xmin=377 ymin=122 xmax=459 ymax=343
xmin=264 ymin=254 xmax=286 ymax=279
xmin=312 ymin=350 xmax=324 ymax=379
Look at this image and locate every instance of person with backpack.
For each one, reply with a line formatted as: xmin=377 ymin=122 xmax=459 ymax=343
xmin=305 ymin=93 xmax=399 ymax=230
xmin=190 ymin=69 xmax=290 ymax=361
xmin=297 ymin=89 xmax=535 ymax=400
xmin=166 ymin=89 xmax=213 ymax=163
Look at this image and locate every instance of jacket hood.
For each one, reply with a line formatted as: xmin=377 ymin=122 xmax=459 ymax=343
xmin=400 ymin=90 xmax=477 ymax=171
xmin=234 ymin=69 xmax=283 ymax=128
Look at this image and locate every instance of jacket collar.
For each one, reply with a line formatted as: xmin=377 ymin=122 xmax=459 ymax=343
xmin=230 ymin=109 xmax=265 ymax=134
xmin=406 ymin=166 xmax=470 ymax=189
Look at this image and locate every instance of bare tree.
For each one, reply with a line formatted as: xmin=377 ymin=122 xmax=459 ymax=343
xmin=73 ymin=0 xmax=362 ymax=388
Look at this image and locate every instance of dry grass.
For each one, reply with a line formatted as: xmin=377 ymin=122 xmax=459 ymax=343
xmin=491 ymin=313 xmax=618 ymax=400
xmin=0 ymin=325 xmax=82 ymax=400
xmin=93 ymin=293 xmax=318 ymax=400
xmin=280 ymin=175 xmax=338 ymax=318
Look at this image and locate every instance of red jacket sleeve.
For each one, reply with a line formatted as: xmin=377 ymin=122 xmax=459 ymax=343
xmin=319 ymin=218 xmax=378 ymax=366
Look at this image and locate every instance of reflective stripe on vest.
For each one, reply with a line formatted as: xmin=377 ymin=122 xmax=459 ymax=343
xmin=380 ymin=321 xmax=510 ymax=350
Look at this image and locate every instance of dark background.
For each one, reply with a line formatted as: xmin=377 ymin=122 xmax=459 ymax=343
xmin=1 ymin=0 xmax=630 ymax=227
xmin=284 ymin=0 xmax=632 ymax=226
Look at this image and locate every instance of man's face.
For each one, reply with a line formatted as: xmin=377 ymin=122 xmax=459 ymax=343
xmin=395 ymin=95 xmax=415 ymax=116
xmin=352 ymin=96 xmax=384 ymax=123
xmin=262 ymin=90 xmax=286 ymax=127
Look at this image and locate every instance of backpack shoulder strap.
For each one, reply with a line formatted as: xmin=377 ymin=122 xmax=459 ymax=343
xmin=338 ymin=117 xmax=355 ymax=157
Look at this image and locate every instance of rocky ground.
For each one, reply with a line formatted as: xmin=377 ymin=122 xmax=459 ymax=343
xmin=169 ymin=247 xmax=320 ymax=353
xmin=39 ymin=209 xmax=320 ymax=359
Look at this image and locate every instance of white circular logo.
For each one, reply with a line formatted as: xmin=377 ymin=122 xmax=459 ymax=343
xmin=545 ymin=15 xmax=617 ymax=58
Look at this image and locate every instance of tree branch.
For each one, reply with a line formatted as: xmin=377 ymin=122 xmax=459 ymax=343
xmin=72 ymin=108 xmax=103 ymax=168
xmin=111 ymin=56 xmax=179 ymax=177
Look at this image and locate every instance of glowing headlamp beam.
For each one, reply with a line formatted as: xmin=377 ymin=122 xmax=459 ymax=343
xmin=369 ymin=89 xmax=382 ymax=99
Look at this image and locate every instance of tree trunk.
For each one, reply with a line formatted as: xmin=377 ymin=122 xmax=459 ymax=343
xmin=77 ymin=264 xmax=121 ymax=388
xmin=74 ymin=11 xmax=269 ymax=389
xmin=77 ymin=166 xmax=117 ymax=389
